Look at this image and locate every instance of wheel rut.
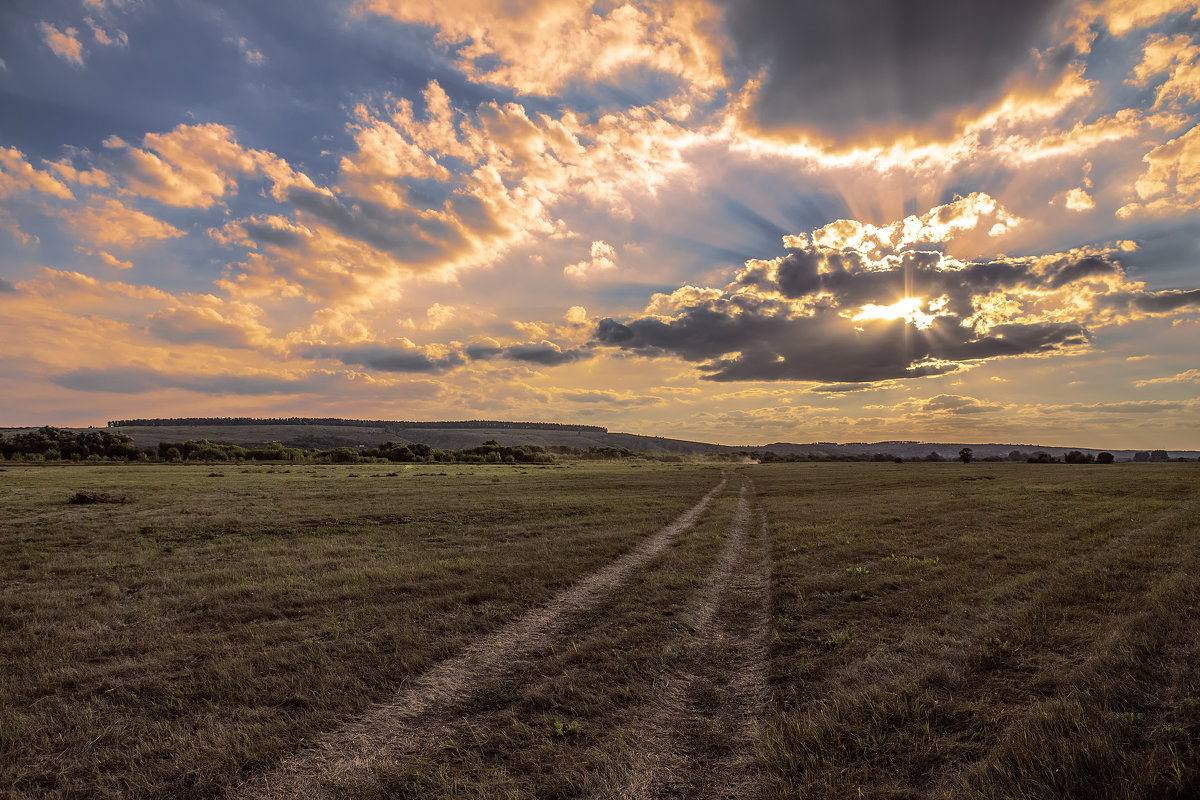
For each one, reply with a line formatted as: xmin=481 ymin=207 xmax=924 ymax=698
xmin=235 ymin=477 xmax=728 ymax=799
xmin=612 ymin=476 xmax=772 ymax=800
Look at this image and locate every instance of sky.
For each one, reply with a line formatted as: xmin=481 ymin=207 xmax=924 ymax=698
xmin=1 ymin=0 xmax=1199 ymax=449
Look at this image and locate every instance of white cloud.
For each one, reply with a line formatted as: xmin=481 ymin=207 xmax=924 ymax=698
xmin=1064 ymin=187 xmax=1095 ymax=211
xmin=38 ymin=22 xmax=84 ymax=67
xmin=564 ymin=240 xmax=617 ymax=279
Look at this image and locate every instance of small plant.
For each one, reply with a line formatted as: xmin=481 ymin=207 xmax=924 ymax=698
xmin=822 ymin=629 xmax=851 ymax=648
xmin=846 ymin=566 xmax=870 ymax=576
xmin=1119 ymin=711 xmax=1145 ymax=726
xmin=887 ymin=554 xmax=940 ymax=567
xmin=553 ymin=719 xmax=582 ymax=737
xmin=1182 ymin=696 xmax=1200 ymax=710
xmin=1162 ymin=724 xmax=1189 ymax=741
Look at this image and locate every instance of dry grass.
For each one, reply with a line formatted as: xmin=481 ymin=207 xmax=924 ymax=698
xmin=2 ymin=460 xmax=1198 ymax=799
xmin=0 ymin=462 xmax=721 ymax=798
xmin=755 ymin=461 xmax=1200 ymax=799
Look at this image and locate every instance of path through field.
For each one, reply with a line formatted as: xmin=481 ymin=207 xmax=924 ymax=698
xmin=238 ymin=476 xmax=731 ymax=798
xmin=611 ymin=478 xmax=771 ymax=799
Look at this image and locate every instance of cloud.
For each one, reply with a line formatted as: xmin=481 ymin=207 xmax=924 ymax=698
xmin=1135 ymin=368 xmax=1200 ymax=386
xmin=718 ymin=0 xmax=1070 ymax=139
xmin=146 ymin=303 xmax=277 ymax=350
xmin=313 ymin=344 xmax=464 ymax=373
xmin=353 ymin=0 xmax=724 ymax=97
xmin=68 ymin=198 xmax=184 ymax=248
xmin=0 ymin=147 xmax=75 ymax=200
xmin=1092 ymin=0 xmax=1200 ymax=38
xmin=591 ymin=198 xmax=1200 ymax=384
xmin=503 ymin=342 xmax=592 ymax=366
xmin=0 ymin=278 xmax=17 ymax=293
xmin=1118 ymin=125 xmax=1200 ymax=217
xmin=39 ymin=22 xmax=85 ymax=67
xmin=1064 ymin=187 xmax=1095 ymax=211
xmin=1128 ymin=34 xmax=1200 ymax=109
xmin=85 ymin=17 xmax=128 ymax=47
xmin=559 ymin=389 xmax=664 ymax=406
xmin=919 ymin=394 xmax=1003 ymax=415
xmin=216 ymin=80 xmax=700 ymax=303
xmin=97 ymin=251 xmax=133 ymax=269
xmin=50 ymin=367 xmax=330 ymax=396
xmin=564 ymin=240 xmax=617 ymax=279
xmin=102 ymin=123 xmax=310 ymax=209
xmin=228 ymin=36 xmax=265 ymax=65
xmin=465 ymin=343 xmax=504 ymax=360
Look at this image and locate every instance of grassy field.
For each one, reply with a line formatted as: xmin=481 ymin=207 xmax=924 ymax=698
xmin=1 ymin=460 xmax=1197 ymax=798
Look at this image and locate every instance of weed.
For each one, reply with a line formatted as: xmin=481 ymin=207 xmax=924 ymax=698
xmin=553 ymin=719 xmax=583 ymax=737
xmin=886 ymin=554 xmax=940 ymax=567
xmin=846 ymin=566 xmax=870 ymax=576
xmin=822 ymin=629 xmax=852 ymax=648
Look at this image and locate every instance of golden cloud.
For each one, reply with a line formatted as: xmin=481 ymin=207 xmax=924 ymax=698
xmin=67 ymin=198 xmax=184 ymax=248
xmin=353 ymin=0 xmax=724 ymax=97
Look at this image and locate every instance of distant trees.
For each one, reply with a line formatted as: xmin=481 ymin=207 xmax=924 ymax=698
xmin=1063 ymin=451 xmax=1095 ymax=464
xmin=0 ymin=427 xmax=138 ymax=461
xmin=958 ymin=447 xmax=973 ymax=464
xmin=1150 ymin=449 xmax=1170 ymax=462
xmin=108 ymin=417 xmax=608 ymax=433
xmin=1096 ymin=452 xmax=1115 ymax=464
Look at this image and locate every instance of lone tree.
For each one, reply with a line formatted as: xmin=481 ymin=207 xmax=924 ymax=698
xmin=958 ymin=447 xmax=973 ymax=464
xmin=1096 ymin=452 xmax=1115 ymax=464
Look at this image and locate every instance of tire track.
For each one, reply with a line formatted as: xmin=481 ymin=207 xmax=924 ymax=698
xmin=235 ymin=476 xmax=727 ymax=799
xmin=612 ymin=476 xmax=772 ymax=799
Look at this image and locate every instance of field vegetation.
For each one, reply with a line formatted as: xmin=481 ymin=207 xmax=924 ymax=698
xmin=1 ymin=460 xmax=1197 ymax=798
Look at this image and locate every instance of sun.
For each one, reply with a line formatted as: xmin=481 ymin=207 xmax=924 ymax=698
xmin=852 ymin=296 xmax=937 ymax=329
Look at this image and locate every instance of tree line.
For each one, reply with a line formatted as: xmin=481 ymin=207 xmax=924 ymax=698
xmin=106 ymin=417 xmax=608 ymax=433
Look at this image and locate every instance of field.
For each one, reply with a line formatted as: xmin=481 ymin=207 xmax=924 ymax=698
xmin=2 ymin=461 xmax=1198 ymax=798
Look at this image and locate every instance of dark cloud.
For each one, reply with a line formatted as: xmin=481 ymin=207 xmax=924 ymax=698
xmin=50 ymin=368 xmax=326 ymax=395
xmin=717 ymin=0 xmax=1070 ymax=138
xmin=1130 ymin=289 xmax=1200 ymax=313
xmin=1096 ymin=288 xmax=1200 ymax=314
xmin=241 ymin=221 xmax=307 ymax=249
xmin=0 ymin=278 xmax=17 ymax=293
xmin=560 ymin=390 xmax=662 ymax=406
xmin=593 ymin=248 xmax=1104 ymax=383
xmin=503 ymin=343 xmax=592 ymax=366
xmin=316 ymin=345 xmax=463 ymax=373
xmin=464 ymin=343 xmax=504 ymax=360
xmin=1047 ymin=256 xmax=1116 ymax=289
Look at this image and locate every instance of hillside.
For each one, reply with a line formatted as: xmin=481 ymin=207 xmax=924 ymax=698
xmin=6 ymin=420 xmax=1196 ymax=460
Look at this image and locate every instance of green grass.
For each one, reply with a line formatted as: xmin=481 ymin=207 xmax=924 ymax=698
xmin=2 ymin=460 xmax=1198 ymax=798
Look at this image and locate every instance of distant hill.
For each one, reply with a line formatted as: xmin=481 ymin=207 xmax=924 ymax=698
xmin=57 ymin=418 xmax=1195 ymax=460
xmin=5 ymin=418 xmax=1195 ymax=460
